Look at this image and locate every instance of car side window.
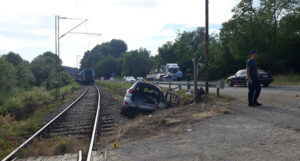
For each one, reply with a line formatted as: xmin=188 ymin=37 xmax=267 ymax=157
xmin=241 ymin=71 xmax=247 ymax=77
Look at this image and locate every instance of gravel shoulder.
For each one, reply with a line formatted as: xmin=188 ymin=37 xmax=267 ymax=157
xmin=106 ymin=87 xmax=300 ymax=161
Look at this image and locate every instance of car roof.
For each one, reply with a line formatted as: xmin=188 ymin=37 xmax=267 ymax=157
xmin=237 ymin=69 xmax=268 ymax=74
xmin=133 ymin=81 xmax=161 ymax=90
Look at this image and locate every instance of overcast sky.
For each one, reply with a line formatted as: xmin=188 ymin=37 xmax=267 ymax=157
xmin=0 ymin=0 xmax=248 ymax=67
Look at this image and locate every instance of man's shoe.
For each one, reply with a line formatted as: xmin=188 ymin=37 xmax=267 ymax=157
xmin=248 ymin=103 xmax=258 ymax=107
xmin=254 ymin=101 xmax=262 ymax=106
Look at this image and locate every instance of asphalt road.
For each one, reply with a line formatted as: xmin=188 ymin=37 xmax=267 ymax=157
xmin=154 ymin=81 xmax=300 ymax=93
xmin=108 ymin=82 xmax=300 ymax=161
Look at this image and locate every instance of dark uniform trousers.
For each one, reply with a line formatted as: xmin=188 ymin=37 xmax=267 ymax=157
xmin=248 ymin=79 xmax=261 ymax=104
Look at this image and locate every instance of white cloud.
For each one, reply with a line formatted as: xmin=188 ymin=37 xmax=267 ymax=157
xmin=0 ymin=35 xmax=48 ymax=50
xmin=0 ymin=0 xmax=240 ymax=66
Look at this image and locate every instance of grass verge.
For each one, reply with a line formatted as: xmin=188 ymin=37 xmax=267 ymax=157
xmin=100 ymin=95 xmax=233 ymax=146
xmin=0 ymin=83 xmax=81 ymax=159
xmin=96 ymin=81 xmax=131 ymax=102
xmin=273 ymin=74 xmax=300 ymax=86
xmin=96 ymin=81 xmax=235 ymax=147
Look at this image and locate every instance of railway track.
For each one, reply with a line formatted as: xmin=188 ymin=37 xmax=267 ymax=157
xmin=2 ymin=85 xmax=114 ymax=161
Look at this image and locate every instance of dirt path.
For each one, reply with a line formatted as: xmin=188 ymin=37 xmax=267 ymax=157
xmin=106 ymin=88 xmax=300 ymax=161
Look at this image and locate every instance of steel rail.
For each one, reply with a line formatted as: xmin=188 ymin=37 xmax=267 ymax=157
xmin=2 ymin=88 xmax=88 ymax=161
xmin=86 ymin=86 xmax=101 ymax=161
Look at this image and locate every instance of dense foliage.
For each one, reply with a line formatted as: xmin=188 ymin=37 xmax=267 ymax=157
xmin=219 ymin=0 xmax=300 ymax=74
xmin=0 ymin=51 xmax=74 ymax=117
xmin=81 ymin=39 xmax=154 ymax=78
xmin=0 ymin=83 xmax=80 ymax=159
xmin=81 ymin=39 xmax=128 ymax=69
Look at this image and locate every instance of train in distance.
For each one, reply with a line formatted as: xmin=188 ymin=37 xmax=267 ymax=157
xmin=77 ymin=68 xmax=95 ymax=85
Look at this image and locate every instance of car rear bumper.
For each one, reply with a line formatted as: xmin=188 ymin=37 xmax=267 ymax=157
xmin=123 ymin=103 xmax=157 ymax=112
xmin=259 ymin=78 xmax=273 ymax=84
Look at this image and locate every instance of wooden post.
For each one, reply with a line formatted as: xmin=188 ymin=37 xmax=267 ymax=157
xmin=168 ymin=82 xmax=171 ymax=90
xmin=193 ymin=58 xmax=199 ymax=103
xmin=217 ymin=88 xmax=220 ymax=97
xmin=178 ymin=84 xmax=181 ymax=90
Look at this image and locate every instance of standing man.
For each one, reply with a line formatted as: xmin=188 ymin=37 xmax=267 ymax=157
xmin=186 ymin=68 xmax=192 ymax=81
xmin=176 ymin=69 xmax=183 ymax=81
xmin=247 ymin=50 xmax=262 ymax=107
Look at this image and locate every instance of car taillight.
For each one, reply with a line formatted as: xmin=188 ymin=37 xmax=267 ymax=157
xmin=127 ymin=89 xmax=134 ymax=94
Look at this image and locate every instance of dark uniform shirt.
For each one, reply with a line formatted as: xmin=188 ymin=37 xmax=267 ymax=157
xmin=246 ymin=58 xmax=258 ymax=81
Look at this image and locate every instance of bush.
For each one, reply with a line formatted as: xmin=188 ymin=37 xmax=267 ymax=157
xmin=0 ymin=83 xmax=81 ymax=159
xmin=54 ymin=143 xmax=67 ymax=154
xmin=45 ymin=71 xmax=74 ymax=90
xmin=0 ymin=88 xmax=53 ymax=120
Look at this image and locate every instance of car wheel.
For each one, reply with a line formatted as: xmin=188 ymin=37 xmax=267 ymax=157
xmin=228 ymin=80 xmax=233 ymax=87
xmin=120 ymin=107 xmax=128 ymax=116
xmin=263 ymin=83 xmax=269 ymax=87
xmin=121 ymin=107 xmax=137 ymax=119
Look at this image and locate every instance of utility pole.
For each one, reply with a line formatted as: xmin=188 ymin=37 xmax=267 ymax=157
xmin=55 ymin=16 xmax=60 ymax=97
xmin=54 ymin=15 xmax=101 ymax=97
xmin=205 ymin=0 xmax=209 ymax=94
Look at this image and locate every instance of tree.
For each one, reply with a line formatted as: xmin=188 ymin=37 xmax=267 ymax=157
xmin=219 ymin=0 xmax=300 ymax=74
xmin=80 ymin=50 xmax=102 ymax=69
xmin=15 ymin=61 xmax=35 ymax=88
xmin=80 ymin=39 xmax=128 ymax=70
xmin=95 ymin=57 xmax=123 ymax=79
xmin=157 ymin=41 xmax=176 ymax=65
xmin=0 ymin=58 xmax=16 ymax=91
xmin=45 ymin=71 xmax=74 ymax=90
xmin=156 ymin=28 xmax=209 ymax=79
xmin=3 ymin=52 xmax=23 ymax=67
xmin=31 ymin=51 xmax=62 ymax=85
xmin=109 ymin=39 xmax=128 ymax=57
xmin=122 ymin=49 xmax=154 ymax=77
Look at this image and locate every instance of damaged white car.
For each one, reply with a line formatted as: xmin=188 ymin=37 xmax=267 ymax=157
xmin=121 ymin=81 xmax=165 ymax=117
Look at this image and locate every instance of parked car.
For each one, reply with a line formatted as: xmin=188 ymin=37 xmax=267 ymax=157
xmin=154 ymin=74 xmax=165 ymax=81
xmin=109 ymin=77 xmax=116 ymax=81
xmin=227 ymin=69 xmax=273 ymax=87
xmin=121 ymin=81 xmax=164 ymax=117
xmin=137 ymin=77 xmax=144 ymax=81
xmin=124 ymin=76 xmax=136 ymax=83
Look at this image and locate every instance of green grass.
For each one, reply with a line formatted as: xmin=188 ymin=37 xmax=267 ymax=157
xmin=0 ymin=83 xmax=81 ymax=159
xmin=273 ymin=74 xmax=300 ymax=86
xmin=96 ymin=81 xmax=132 ymax=102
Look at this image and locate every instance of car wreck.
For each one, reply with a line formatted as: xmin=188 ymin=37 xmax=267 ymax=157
xmin=121 ymin=81 xmax=179 ymax=118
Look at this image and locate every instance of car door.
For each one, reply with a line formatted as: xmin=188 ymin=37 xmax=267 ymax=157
xmin=234 ymin=70 xmax=247 ymax=85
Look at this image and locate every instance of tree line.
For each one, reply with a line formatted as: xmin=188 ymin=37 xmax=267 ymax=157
xmin=154 ymin=0 xmax=300 ymax=80
xmin=80 ymin=39 xmax=155 ymax=78
xmin=81 ymin=0 xmax=299 ymax=80
xmin=0 ymin=51 xmax=73 ymax=93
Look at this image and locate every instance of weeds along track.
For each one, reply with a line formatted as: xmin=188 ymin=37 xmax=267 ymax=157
xmin=2 ymin=85 xmax=115 ymax=161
